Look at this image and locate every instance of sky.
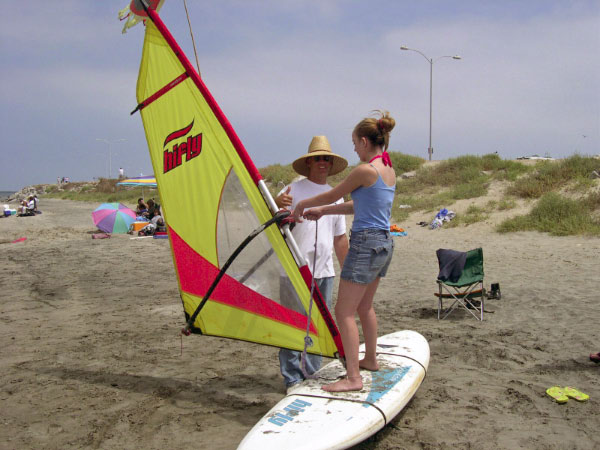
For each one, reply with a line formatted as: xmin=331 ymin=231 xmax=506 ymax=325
xmin=1 ymin=0 xmax=599 ymax=191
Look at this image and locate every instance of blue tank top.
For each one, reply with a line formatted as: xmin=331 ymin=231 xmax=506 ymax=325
xmin=351 ymin=165 xmax=395 ymax=232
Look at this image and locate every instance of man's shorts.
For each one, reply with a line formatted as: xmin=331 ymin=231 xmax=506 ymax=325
xmin=341 ymin=229 xmax=394 ymax=285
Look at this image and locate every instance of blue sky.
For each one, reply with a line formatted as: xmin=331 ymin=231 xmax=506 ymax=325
xmin=1 ymin=0 xmax=599 ymax=190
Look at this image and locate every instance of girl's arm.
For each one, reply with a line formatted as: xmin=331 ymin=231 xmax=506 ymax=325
xmin=293 ymin=165 xmax=372 ymax=220
xmin=303 ymin=201 xmax=354 ymax=221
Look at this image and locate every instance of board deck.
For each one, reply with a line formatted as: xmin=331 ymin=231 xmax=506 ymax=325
xmin=238 ymin=330 xmax=429 ymax=450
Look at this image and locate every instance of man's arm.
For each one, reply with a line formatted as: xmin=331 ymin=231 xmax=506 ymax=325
xmin=333 ymin=233 xmax=349 ymax=267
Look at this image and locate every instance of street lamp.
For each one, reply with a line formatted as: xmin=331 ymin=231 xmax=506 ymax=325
xmin=96 ymin=138 xmax=126 ymax=179
xmin=400 ymin=45 xmax=461 ymax=161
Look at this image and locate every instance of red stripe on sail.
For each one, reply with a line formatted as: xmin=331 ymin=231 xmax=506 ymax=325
xmin=169 ymin=226 xmax=317 ymax=334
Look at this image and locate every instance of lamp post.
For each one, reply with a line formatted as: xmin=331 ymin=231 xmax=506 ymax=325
xmin=96 ymin=138 xmax=126 ymax=179
xmin=400 ymin=46 xmax=461 ymax=161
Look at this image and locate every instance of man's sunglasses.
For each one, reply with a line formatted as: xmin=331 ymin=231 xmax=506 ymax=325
xmin=311 ymin=155 xmax=331 ymax=162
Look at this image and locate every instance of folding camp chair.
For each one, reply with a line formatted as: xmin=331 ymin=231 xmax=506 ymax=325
xmin=435 ymin=248 xmax=485 ymax=320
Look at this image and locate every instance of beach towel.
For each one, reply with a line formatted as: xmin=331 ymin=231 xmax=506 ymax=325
xmin=430 ymin=208 xmax=456 ymax=229
xmin=436 ymin=249 xmax=467 ymax=282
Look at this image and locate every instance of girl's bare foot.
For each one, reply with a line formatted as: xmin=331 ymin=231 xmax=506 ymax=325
xmin=359 ymin=358 xmax=379 ymax=371
xmin=322 ymin=376 xmax=363 ymax=392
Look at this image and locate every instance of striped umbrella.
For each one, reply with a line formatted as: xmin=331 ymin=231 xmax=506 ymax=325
xmin=116 ymin=176 xmax=157 ymax=198
xmin=116 ymin=176 xmax=157 ymax=187
xmin=92 ymin=203 xmax=136 ymax=234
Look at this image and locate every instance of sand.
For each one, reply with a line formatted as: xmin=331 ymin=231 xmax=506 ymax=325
xmin=1 ymin=198 xmax=599 ymax=449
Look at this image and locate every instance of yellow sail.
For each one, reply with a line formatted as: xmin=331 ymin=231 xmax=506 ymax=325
xmin=134 ymin=13 xmax=342 ymax=358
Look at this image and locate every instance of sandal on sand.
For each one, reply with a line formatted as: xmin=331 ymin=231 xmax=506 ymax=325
xmin=546 ymin=386 xmax=568 ymax=404
xmin=563 ymin=386 xmax=589 ymax=402
xmin=590 ymin=352 xmax=600 ymax=363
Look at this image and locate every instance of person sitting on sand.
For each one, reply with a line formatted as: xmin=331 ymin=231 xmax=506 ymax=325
xmin=293 ymin=110 xmax=396 ymax=393
xmin=151 ymin=210 xmax=165 ymax=230
xmin=18 ymin=195 xmax=35 ymax=216
xmin=591 ymin=352 xmax=600 ymax=363
xmin=135 ymin=198 xmax=148 ymax=216
xmin=138 ymin=210 xmax=165 ymax=236
xmin=143 ymin=199 xmax=161 ymax=220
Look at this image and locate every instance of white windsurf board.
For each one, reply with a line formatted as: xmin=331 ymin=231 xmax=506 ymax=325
xmin=238 ymin=329 xmax=429 ymax=450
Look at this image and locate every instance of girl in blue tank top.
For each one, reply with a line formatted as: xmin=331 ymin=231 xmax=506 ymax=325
xmin=293 ymin=110 xmax=396 ymax=393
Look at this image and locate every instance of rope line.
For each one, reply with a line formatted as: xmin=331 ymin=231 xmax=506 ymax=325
xmin=182 ymin=0 xmax=201 ymax=76
xmin=301 ymin=220 xmax=318 ymax=379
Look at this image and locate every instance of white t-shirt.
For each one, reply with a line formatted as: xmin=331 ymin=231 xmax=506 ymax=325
xmin=279 ymin=178 xmax=346 ymax=278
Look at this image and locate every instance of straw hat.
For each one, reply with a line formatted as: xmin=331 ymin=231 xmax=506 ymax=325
xmin=292 ymin=136 xmax=348 ymax=177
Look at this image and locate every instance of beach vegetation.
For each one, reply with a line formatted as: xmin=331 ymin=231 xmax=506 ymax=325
xmin=388 ymin=151 xmax=426 ymax=173
xmin=497 ymin=192 xmax=600 ymax=236
xmin=507 ymin=154 xmax=600 ymax=198
xmin=446 ymin=204 xmax=488 ymax=227
xmin=480 ymin=153 xmax=532 ymax=181
xmin=390 ymin=154 xmax=524 ymax=220
xmin=44 ymin=179 xmax=158 ymax=205
xmin=497 ymin=198 xmax=517 ymax=210
xmin=260 ymin=164 xmax=298 ymax=190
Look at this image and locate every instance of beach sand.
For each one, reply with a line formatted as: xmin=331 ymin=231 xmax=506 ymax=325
xmin=1 ymin=198 xmax=598 ymax=449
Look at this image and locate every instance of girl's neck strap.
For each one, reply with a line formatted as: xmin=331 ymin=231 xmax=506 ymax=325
xmin=369 ymin=151 xmax=392 ymax=167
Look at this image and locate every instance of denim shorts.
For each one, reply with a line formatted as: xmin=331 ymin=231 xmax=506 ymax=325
xmin=341 ymin=229 xmax=394 ymax=285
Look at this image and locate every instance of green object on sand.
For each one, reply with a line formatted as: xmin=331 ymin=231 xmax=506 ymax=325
xmin=546 ymin=386 xmax=568 ymax=403
xmin=563 ymin=387 xmax=589 ymax=402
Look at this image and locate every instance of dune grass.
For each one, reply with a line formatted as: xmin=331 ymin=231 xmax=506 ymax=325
xmin=497 ymin=192 xmax=600 ymax=236
xmin=43 ymin=179 xmax=157 ymax=206
xmin=496 ymin=155 xmax=600 ymax=236
xmin=507 ymin=154 xmax=600 ymax=199
xmin=391 ymin=153 xmax=528 ymax=223
xmin=445 ymin=204 xmax=489 ymax=228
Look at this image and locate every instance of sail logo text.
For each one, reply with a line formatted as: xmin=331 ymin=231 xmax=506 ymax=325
xmin=267 ymin=399 xmax=312 ymax=427
xmin=162 ymin=119 xmax=202 ymax=174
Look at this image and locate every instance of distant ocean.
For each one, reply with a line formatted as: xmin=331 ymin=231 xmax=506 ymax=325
xmin=0 ymin=191 xmax=15 ymax=201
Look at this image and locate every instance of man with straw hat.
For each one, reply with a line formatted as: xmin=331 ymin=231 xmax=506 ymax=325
xmin=275 ymin=136 xmax=349 ymax=392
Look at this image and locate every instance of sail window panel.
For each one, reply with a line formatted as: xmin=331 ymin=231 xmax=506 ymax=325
xmin=217 ymin=170 xmax=306 ymax=316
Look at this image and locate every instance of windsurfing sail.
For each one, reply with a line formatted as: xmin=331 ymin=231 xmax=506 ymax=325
xmin=130 ymin=2 xmax=343 ymax=358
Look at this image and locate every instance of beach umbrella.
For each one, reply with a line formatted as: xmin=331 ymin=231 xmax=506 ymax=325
xmin=92 ymin=203 xmax=136 ymax=234
xmin=116 ymin=176 xmax=157 ymax=187
xmin=116 ymin=175 xmax=157 ymax=198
